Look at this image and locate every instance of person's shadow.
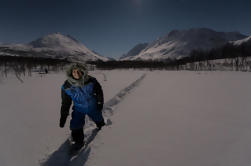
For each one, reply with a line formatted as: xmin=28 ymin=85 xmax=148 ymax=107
xmin=40 ymin=128 xmax=99 ymax=166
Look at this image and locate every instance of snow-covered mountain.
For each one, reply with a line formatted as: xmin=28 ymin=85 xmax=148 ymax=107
xmin=121 ymin=28 xmax=247 ymax=61
xmin=0 ymin=33 xmax=109 ymax=62
xmin=230 ymin=36 xmax=251 ymax=46
xmin=119 ymin=43 xmax=148 ymax=60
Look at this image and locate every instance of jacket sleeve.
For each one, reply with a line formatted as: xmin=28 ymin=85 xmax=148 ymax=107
xmin=60 ymin=81 xmax=72 ymax=118
xmin=93 ymin=78 xmax=104 ymax=111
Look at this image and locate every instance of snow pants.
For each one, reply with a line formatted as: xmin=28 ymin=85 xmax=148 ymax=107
xmin=70 ymin=109 xmax=105 ymax=143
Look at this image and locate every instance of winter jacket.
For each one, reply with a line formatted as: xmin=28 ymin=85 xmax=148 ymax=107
xmin=60 ymin=75 xmax=104 ymax=126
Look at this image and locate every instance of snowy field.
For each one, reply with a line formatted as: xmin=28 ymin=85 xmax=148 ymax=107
xmin=1 ymin=69 xmax=251 ymax=166
xmin=0 ymin=69 xmax=145 ymax=166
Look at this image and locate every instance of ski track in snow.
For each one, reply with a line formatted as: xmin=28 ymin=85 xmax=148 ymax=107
xmin=40 ymin=73 xmax=146 ymax=166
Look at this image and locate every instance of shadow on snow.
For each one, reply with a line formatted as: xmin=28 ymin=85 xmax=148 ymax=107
xmin=40 ymin=73 xmax=146 ymax=166
xmin=40 ymin=128 xmax=99 ymax=166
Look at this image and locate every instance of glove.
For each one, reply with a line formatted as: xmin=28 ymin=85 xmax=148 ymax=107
xmin=59 ymin=115 xmax=67 ymax=128
xmin=97 ymin=103 xmax=103 ymax=112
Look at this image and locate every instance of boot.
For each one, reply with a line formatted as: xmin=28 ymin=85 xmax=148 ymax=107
xmin=96 ymin=120 xmax=106 ymax=130
xmin=71 ymin=128 xmax=85 ymax=144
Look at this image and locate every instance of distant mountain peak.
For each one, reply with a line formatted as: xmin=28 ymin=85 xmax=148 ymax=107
xmin=121 ymin=28 xmax=247 ymax=61
xmin=66 ymin=34 xmax=80 ymax=43
xmin=231 ymin=36 xmax=251 ymax=46
xmin=120 ymin=43 xmax=148 ymax=60
xmin=29 ymin=33 xmax=81 ymax=48
xmin=0 ymin=33 xmax=109 ymax=62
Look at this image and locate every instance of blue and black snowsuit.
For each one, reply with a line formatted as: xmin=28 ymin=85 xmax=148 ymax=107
xmin=60 ymin=74 xmax=105 ymax=143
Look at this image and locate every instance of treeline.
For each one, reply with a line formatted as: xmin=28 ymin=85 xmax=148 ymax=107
xmin=89 ymin=41 xmax=251 ymax=70
xmin=176 ymin=41 xmax=251 ymax=71
xmin=87 ymin=59 xmax=178 ymax=70
xmin=0 ymin=55 xmax=69 ymax=80
xmin=1 ymin=40 xmax=250 ymax=77
xmin=180 ymin=42 xmax=251 ymax=63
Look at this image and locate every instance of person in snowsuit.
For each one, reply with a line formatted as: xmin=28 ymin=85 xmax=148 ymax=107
xmin=59 ymin=62 xmax=106 ymax=145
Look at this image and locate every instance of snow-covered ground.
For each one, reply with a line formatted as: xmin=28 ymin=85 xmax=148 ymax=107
xmin=1 ymin=69 xmax=251 ymax=166
xmin=0 ymin=69 xmax=145 ymax=166
xmin=84 ymin=70 xmax=251 ymax=166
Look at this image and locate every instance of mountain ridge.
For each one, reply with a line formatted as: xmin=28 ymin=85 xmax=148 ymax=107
xmin=120 ymin=28 xmax=247 ymax=61
xmin=0 ymin=33 xmax=109 ymax=62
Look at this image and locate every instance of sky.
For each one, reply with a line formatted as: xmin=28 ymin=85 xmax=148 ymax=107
xmin=0 ymin=0 xmax=250 ymax=58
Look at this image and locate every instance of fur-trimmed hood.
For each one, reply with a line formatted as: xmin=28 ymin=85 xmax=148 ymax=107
xmin=65 ymin=62 xmax=90 ymax=86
